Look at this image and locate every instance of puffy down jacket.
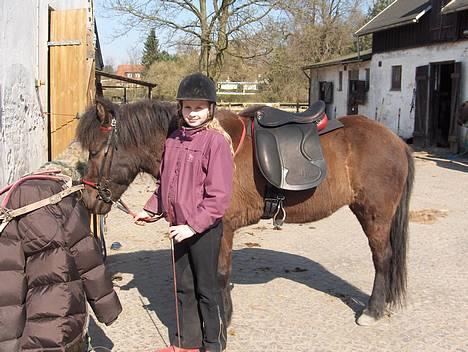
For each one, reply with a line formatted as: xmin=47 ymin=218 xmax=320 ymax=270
xmin=0 ymin=178 xmax=122 ymax=351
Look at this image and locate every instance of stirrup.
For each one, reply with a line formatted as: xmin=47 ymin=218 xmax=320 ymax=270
xmin=273 ymin=195 xmax=286 ymax=229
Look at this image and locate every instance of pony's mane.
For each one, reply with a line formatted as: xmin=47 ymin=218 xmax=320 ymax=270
xmin=77 ymin=98 xmax=178 ymax=149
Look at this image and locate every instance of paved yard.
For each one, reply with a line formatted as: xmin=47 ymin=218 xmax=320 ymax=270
xmin=88 ymin=149 xmax=468 ymax=352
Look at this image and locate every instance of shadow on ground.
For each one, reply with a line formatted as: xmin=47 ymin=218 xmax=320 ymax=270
xmin=412 ymin=147 xmax=468 ymax=173
xmin=89 ymin=247 xmax=369 ymax=346
xmin=88 ymin=316 xmax=114 ymax=351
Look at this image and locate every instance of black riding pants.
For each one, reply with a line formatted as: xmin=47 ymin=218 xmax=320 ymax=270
xmin=173 ymin=220 xmax=227 ymax=352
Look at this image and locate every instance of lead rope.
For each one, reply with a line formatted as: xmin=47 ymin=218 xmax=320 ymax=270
xmin=171 ymin=238 xmax=182 ymax=349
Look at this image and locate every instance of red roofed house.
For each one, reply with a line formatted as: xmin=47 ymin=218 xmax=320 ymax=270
xmin=115 ymin=64 xmax=144 ymax=79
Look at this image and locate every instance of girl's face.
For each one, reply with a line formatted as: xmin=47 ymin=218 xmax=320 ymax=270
xmin=182 ymin=100 xmax=211 ymax=127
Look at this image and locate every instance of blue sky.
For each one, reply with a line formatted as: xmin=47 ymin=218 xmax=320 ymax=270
xmin=95 ymin=3 xmax=144 ymax=66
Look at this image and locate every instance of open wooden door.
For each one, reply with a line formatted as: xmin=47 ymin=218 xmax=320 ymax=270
xmin=414 ymin=65 xmax=429 ymax=146
xmin=448 ymin=62 xmax=461 ymax=152
xmin=49 ymin=9 xmax=95 ymax=159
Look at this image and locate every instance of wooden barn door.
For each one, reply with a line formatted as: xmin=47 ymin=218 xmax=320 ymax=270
xmin=414 ymin=65 xmax=429 ymax=146
xmin=448 ymin=62 xmax=461 ymax=152
xmin=49 ymin=9 xmax=95 ymax=159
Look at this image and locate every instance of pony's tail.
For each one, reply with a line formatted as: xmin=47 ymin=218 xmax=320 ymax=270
xmin=387 ymin=146 xmax=414 ymax=308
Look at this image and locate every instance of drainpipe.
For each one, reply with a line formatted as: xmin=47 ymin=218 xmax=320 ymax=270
xmin=357 ymin=35 xmax=361 ymax=60
xmin=302 ymin=67 xmax=311 ymax=106
xmin=397 ymin=107 xmax=401 ymax=136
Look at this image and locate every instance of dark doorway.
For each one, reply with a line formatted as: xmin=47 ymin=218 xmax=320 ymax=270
xmin=414 ymin=65 xmax=429 ymax=146
xmin=413 ymin=61 xmax=460 ymax=149
xmin=431 ymin=62 xmax=454 ymax=147
xmin=347 ymin=70 xmax=359 ymax=115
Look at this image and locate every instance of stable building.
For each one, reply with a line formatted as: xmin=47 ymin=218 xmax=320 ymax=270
xmin=304 ymin=0 xmax=468 ymax=151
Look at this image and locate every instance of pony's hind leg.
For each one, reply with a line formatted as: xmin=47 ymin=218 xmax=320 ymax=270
xmin=350 ymin=209 xmax=393 ymax=326
xmin=350 ymin=204 xmax=393 ymax=325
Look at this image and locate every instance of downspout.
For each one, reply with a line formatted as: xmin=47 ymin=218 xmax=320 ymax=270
xmin=302 ymin=67 xmax=311 ymax=106
xmin=357 ymin=35 xmax=361 ymax=60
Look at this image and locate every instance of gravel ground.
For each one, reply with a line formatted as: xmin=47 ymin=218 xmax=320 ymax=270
xmin=88 ymin=148 xmax=468 ymax=352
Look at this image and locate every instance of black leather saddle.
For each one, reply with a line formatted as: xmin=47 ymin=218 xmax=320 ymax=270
xmin=253 ymin=100 xmax=343 ymax=191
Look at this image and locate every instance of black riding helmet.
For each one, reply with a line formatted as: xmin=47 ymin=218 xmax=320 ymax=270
xmin=176 ymin=73 xmax=217 ymax=103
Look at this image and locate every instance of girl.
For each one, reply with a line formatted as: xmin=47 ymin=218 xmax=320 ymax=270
xmin=135 ymin=73 xmax=234 ymax=352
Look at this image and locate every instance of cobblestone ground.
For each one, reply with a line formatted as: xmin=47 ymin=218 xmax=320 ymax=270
xmin=88 ymin=149 xmax=468 ymax=352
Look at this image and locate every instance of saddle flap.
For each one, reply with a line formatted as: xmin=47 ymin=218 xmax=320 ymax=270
xmin=254 ymin=118 xmax=327 ymax=191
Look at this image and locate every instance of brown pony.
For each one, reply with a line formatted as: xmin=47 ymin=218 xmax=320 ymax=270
xmin=76 ymin=98 xmax=414 ymax=326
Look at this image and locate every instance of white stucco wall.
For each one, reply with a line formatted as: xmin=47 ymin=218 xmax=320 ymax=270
xmin=0 ymin=1 xmax=49 ymax=185
xmin=309 ymin=41 xmax=468 ymax=141
xmin=309 ymin=61 xmax=372 ymax=120
xmin=371 ymin=41 xmax=468 ymax=139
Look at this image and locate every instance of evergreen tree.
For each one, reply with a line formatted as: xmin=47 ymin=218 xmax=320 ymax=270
xmin=141 ymin=29 xmax=160 ymax=70
xmin=141 ymin=29 xmax=175 ymax=70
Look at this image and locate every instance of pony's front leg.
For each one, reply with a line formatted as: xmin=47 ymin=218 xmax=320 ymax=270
xmin=218 ymin=223 xmax=234 ymax=326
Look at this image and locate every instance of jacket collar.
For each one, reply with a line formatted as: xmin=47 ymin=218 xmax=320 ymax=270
xmin=180 ymin=123 xmax=210 ymax=139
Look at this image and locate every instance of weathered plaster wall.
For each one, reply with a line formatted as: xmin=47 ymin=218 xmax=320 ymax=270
xmin=0 ymin=1 xmax=49 ymax=185
xmin=371 ymin=41 xmax=468 ymax=139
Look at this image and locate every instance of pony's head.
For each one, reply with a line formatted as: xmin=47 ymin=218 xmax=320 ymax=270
xmin=76 ymin=97 xmax=177 ymax=214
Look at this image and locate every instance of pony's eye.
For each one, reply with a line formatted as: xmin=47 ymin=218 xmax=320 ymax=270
xmin=89 ymin=150 xmax=99 ymax=158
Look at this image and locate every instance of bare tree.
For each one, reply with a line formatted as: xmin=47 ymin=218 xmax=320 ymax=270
xmin=105 ymin=0 xmax=277 ymax=78
xmin=260 ymin=0 xmax=366 ymax=102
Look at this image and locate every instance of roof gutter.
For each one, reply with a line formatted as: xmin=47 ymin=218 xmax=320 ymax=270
xmin=442 ymin=4 xmax=468 ymax=14
xmin=303 ymin=55 xmax=370 ymax=70
xmin=356 ymin=4 xmax=432 ymax=37
xmin=357 ymin=18 xmax=421 ymax=36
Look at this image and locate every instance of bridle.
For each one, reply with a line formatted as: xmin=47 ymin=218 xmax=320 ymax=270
xmin=81 ymin=115 xmax=119 ymax=204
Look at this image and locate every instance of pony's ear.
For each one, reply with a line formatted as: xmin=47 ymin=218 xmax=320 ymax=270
xmin=96 ymin=101 xmax=111 ymax=126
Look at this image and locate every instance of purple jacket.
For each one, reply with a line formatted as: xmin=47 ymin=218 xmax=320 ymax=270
xmin=144 ymin=127 xmax=234 ymax=233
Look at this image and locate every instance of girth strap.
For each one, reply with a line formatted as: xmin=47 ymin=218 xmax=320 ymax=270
xmin=0 ymin=184 xmax=84 ymax=234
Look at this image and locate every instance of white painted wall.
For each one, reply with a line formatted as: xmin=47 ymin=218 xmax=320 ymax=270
xmin=310 ymin=61 xmax=372 ymax=120
xmin=0 ymin=0 xmax=49 ymax=186
xmin=309 ymin=41 xmax=468 ymax=141
xmin=371 ymin=41 xmax=468 ymax=139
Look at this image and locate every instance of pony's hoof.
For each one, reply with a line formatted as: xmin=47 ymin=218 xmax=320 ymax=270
xmin=356 ymin=309 xmax=378 ymax=326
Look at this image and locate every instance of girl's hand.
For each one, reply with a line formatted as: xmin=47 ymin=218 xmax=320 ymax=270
xmin=169 ymin=225 xmax=196 ymax=243
xmin=134 ymin=210 xmax=160 ymax=226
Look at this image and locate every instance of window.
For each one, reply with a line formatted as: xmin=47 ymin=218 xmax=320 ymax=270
xmin=365 ymin=68 xmax=370 ymax=92
xmin=338 ymin=71 xmax=343 ymax=91
xmin=391 ymin=65 xmax=402 ymax=91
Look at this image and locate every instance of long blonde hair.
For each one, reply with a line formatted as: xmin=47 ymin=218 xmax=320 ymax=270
xmin=206 ymin=114 xmax=234 ymax=155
